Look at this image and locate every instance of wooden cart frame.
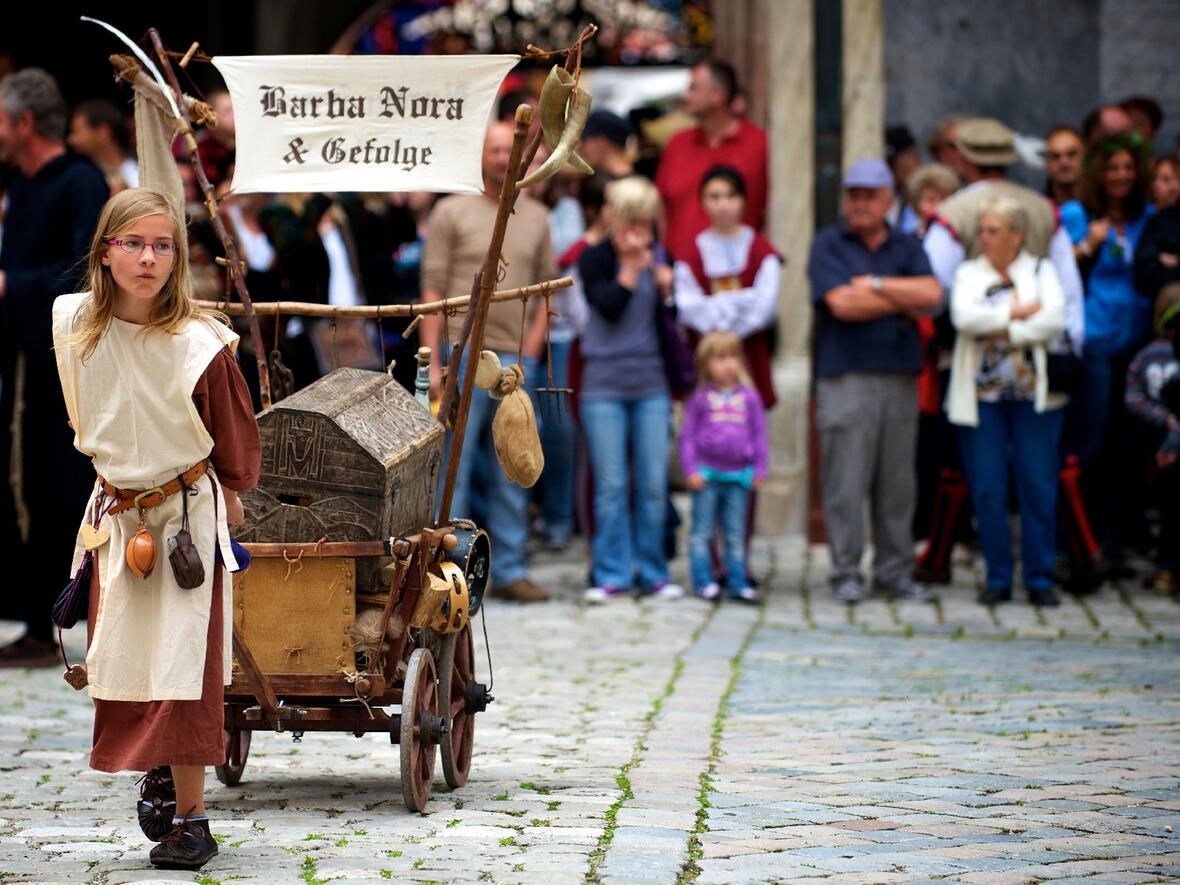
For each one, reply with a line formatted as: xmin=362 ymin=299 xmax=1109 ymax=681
xmin=128 ymin=25 xmax=597 ymax=813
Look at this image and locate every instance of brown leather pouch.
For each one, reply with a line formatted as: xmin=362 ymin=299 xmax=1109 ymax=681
xmin=168 ymin=529 xmax=205 ymax=590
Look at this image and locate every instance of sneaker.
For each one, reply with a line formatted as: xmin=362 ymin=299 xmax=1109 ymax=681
xmin=1028 ymin=587 xmax=1060 ymax=607
xmin=149 ymin=818 xmax=218 ymax=870
xmin=490 ymin=578 xmax=550 ymax=603
xmin=883 ymin=578 xmax=938 ymax=603
xmin=584 ymin=585 xmax=629 ymax=604
xmin=649 ymin=581 xmax=685 ymax=600
xmin=695 ymin=583 xmax=721 ymax=602
xmin=978 ymin=585 xmax=1013 ymax=605
xmin=729 ymin=586 xmax=761 ymax=606
xmin=833 ymin=579 xmax=863 ymax=605
xmin=137 ymin=766 xmax=176 ymax=842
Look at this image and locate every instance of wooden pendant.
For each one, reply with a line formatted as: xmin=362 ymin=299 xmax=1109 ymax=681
xmin=63 ymin=665 xmax=89 ymax=690
xmin=81 ymin=524 xmax=110 ymax=550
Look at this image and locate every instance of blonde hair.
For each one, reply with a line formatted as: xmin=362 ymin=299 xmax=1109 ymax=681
xmin=605 ymin=175 xmax=661 ymax=224
xmin=67 ymin=188 xmax=220 ymax=359
xmin=906 ymin=163 xmax=959 ymax=206
xmin=980 ymin=196 xmax=1028 ymax=237
xmin=694 ymin=330 xmax=751 ymax=386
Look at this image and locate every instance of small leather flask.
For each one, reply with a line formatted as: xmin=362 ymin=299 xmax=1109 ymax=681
xmin=126 ymin=520 xmax=157 ymax=578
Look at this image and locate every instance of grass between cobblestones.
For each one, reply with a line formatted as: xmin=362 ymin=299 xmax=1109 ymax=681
xmin=585 ymin=608 xmax=718 ymax=882
xmin=678 ymin=593 xmax=769 ymax=882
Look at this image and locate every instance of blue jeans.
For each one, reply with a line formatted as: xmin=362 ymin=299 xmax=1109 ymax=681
xmin=689 ymin=479 xmax=750 ymax=593
xmin=580 ymin=393 xmax=671 ymax=589
xmin=958 ymin=401 xmax=1065 ymax=591
xmin=438 ymin=350 xmax=538 ymax=586
xmin=533 ymin=338 xmax=575 ymax=543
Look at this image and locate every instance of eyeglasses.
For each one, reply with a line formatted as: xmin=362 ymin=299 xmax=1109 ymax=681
xmin=104 ymin=237 xmax=177 ymax=257
xmin=1045 ymin=149 xmax=1080 ymax=161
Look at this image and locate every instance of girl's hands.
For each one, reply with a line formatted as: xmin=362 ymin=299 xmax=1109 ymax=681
xmin=686 ymin=473 xmax=707 ymax=491
xmin=224 ymin=489 xmax=246 ymax=527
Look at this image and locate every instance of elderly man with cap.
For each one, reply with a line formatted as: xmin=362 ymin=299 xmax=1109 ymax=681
xmin=924 ymin=118 xmax=1084 ymax=354
xmin=808 ymin=158 xmax=942 ymax=605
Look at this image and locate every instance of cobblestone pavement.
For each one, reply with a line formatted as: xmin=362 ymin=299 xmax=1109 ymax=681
xmin=1 ymin=536 xmax=1178 ymax=884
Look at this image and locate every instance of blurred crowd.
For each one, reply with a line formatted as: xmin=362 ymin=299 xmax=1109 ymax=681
xmin=0 ymin=58 xmax=1178 ymax=662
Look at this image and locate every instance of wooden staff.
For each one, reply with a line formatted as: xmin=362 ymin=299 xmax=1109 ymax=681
xmin=435 ymin=106 xmax=532 ymax=523
xmin=434 ymin=23 xmax=597 ymax=429
xmin=194 ymin=276 xmax=572 ymax=319
xmin=147 ymin=28 xmax=273 ymax=410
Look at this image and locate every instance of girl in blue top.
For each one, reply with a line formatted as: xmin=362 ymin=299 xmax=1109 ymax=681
xmin=1059 ymin=134 xmax=1155 ymax=565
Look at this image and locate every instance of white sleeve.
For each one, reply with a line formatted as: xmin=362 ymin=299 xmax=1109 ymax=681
xmin=674 ymin=260 xmax=735 ymax=333
xmin=1009 ymin=261 xmax=1066 ymax=346
xmin=950 ymin=262 xmax=1012 ymax=335
xmin=1048 ymin=226 xmax=1085 ymax=354
xmin=923 ymin=222 xmax=965 ymax=297
xmin=727 ymin=255 xmax=782 ymax=338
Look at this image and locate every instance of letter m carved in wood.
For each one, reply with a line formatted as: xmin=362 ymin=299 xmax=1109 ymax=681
xmin=275 ymin=415 xmax=326 ymax=479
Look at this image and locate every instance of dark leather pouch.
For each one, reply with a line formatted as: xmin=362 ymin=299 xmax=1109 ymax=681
xmin=168 ymin=529 xmax=205 ymax=590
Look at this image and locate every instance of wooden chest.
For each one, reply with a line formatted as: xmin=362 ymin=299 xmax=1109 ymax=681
xmin=237 ymin=368 xmax=444 ymax=589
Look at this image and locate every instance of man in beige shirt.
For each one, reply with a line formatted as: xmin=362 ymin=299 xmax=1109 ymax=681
xmin=421 ymin=121 xmax=555 ymax=602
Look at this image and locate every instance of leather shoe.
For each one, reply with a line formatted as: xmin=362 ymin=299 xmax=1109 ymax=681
xmin=0 ymin=636 xmax=60 ymax=669
xmin=490 ymin=578 xmax=550 ymax=603
xmin=137 ymin=766 xmax=176 ymax=841
xmin=977 ymin=586 xmax=1012 ymax=605
xmin=149 ymin=818 xmax=218 ymax=870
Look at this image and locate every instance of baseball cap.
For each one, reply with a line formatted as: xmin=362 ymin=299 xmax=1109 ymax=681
xmin=582 ymin=110 xmax=633 ymax=148
xmin=955 ymin=118 xmax=1020 ymax=167
xmin=842 ymin=158 xmax=893 ymax=190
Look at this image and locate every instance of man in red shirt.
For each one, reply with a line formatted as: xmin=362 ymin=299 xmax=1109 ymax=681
xmin=656 ymin=60 xmax=768 ymax=261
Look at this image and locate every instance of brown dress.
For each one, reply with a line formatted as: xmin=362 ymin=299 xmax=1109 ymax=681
xmin=89 ymin=347 xmax=260 ymax=773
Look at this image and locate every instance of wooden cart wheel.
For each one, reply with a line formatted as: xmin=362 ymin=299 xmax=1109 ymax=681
xmin=215 ymin=730 xmax=252 ymax=787
xmin=438 ymin=624 xmax=476 ymax=788
xmin=400 ymin=648 xmax=440 ymax=812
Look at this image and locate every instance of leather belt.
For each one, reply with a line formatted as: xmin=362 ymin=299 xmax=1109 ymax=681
xmin=101 ymin=460 xmax=209 ymax=516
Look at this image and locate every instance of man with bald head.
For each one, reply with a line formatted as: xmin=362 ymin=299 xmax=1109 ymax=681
xmin=421 ymin=119 xmax=556 ymax=602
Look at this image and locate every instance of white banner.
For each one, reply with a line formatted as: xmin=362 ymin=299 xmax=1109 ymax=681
xmin=211 ymin=54 xmax=518 ymax=194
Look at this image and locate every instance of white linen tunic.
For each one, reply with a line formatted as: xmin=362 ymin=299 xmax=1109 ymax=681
xmin=52 ymin=291 xmax=239 ymax=701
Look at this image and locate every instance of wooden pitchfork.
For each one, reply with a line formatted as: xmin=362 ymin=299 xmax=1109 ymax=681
xmin=533 ymin=286 xmax=571 ymax=423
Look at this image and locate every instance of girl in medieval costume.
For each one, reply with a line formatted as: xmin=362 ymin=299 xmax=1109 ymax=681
xmin=52 ymin=187 xmax=260 ymax=871
xmin=672 ymin=165 xmax=783 ymax=411
xmin=672 ymin=166 xmax=782 ymax=591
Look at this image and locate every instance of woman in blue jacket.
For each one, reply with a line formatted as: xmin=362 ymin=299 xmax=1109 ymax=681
xmin=1060 ymin=134 xmax=1154 ymax=566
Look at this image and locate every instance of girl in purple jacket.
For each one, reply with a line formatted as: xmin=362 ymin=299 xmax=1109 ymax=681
xmin=680 ymin=331 xmax=769 ymax=603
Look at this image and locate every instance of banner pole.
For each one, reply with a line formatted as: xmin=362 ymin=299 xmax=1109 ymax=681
xmin=434 ymin=105 xmax=532 ymax=524
xmin=147 ymin=28 xmax=273 ymax=410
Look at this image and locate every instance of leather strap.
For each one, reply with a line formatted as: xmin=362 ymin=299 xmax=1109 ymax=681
xmin=102 ymin=460 xmax=210 ymax=516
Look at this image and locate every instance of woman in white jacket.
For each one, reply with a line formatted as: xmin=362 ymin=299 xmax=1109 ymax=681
xmin=947 ymin=197 xmax=1067 ymax=607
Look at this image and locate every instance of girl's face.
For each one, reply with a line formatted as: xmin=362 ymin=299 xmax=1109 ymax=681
xmin=1104 ymin=150 xmax=1136 ymax=203
xmin=700 ymin=178 xmax=744 ymax=230
xmin=916 ymin=186 xmax=948 ymax=222
xmin=1153 ymin=162 xmax=1180 ymax=209
xmin=706 ymin=352 xmax=742 ymax=388
xmin=101 ymin=213 xmax=176 ymax=304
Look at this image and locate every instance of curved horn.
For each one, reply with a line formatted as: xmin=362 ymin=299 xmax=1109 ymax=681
xmin=537 ymin=66 xmax=594 ymax=176
xmin=518 ymin=86 xmax=593 ymax=190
